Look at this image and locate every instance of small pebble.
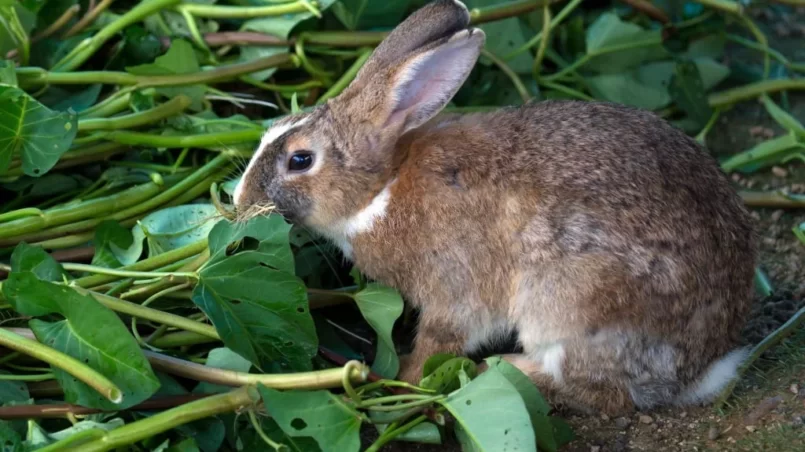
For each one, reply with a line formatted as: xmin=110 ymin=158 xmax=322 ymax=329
xmin=590 ymin=446 xmax=601 ymax=452
xmin=601 ymin=413 xmax=610 ymax=421
xmin=790 ymin=383 xmax=800 ymax=395
xmin=771 ymin=209 xmax=784 ymax=222
xmin=639 ymin=415 xmax=654 ymax=425
xmin=745 ymin=425 xmax=757 ymax=433
xmin=708 ymin=426 xmax=721 ymax=440
xmin=793 ymin=416 xmax=804 ymax=428
xmin=680 ymin=411 xmax=688 ymax=419
xmin=615 ymin=417 xmax=631 ymax=430
xmin=772 ymin=166 xmax=788 ymax=178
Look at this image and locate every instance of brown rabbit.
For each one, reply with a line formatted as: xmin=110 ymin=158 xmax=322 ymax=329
xmin=234 ymin=0 xmax=757 ymax=415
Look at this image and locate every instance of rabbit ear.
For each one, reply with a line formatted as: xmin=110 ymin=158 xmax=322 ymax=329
xmin=349 ymin=0 xmax=472 ymax=92
xmin=373 ymin=28 xmax=485 ymax=134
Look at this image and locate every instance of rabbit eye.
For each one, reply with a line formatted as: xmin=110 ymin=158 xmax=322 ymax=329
xmin=288 ymin=151 xmax=314 ymax=172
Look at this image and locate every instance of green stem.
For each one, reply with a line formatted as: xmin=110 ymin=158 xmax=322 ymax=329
xmin=358 ymin=394 xmax=436 ymax=408
xmin=0 ymin=373 xmax=55 ymax=381
xmin=708 ymin=79 xmax=805 ymax=108
xmin=149 ymin=330 xmax=220 ymax=348
xmin=55 ymin=386 xmax=261 ymax=452
xmin=20 ymin=53 xmax=294 ymax=88
xmin=543 ymin=38 xmax=663 ymax=83
xmin=75 ymin=240 xmax=208 ymax=289
xmin=63 ymin=263 xmax=198 ymax=280
xmin=177 ymin=2 xmax=308 ymax=18
xmin=145 ymin=352 xmax=370 ymax=390
xmin=79 ymin=88 xmax=140 ymax=119
xmin=35 ymin=428 xmax=106 ymax=452
xmin=0 ymin=208 xmax=44 ymax=224
xmin=0 ymin=178 xmax=167 ymax=241
xmin=506 ymin=0 xmax=583 ymax=59
xmin=366 ymin=396 xmax=445 ymax=412
xmin=0 ymin=328 xmax=122 ymax=403
xmin=317 ymin=48 xmax=372 ymax=104
xmin=469 ymin=0 xmax=558 ymax=24
xmin=53 ymin=0 xmax=183 ymax=71
xmin=366 ymin=415 xmax=429 ymax=452
xmin=692 ymin=0 xmax=742 ymax=14
xmin=481 ymin=49 xmax=531 ymax=103
xmin=72 ymin=288 xmax=220 ymax=339
xmin=98 ymin=129 xmax=263 ymax=148
xmin=78 ymin=95 xmax=192 ymax=132
xmin=248 ymin=410 xmax=288 ymax=451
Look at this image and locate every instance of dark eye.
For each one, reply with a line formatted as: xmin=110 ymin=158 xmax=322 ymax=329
xmin=288 ymin=151 xmax=314 ymax=172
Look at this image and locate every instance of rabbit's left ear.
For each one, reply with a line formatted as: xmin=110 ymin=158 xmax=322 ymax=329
xmin=335 ymin=27 xmax=483 ymax=142
xmin=379 ymin=28 xmax=485 ymax=134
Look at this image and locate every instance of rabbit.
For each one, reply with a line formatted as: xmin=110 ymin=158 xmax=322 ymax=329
xmin=233 ymin=0 xmax=757 ymax=415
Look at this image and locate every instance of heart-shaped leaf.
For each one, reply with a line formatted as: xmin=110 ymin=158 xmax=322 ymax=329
xmin=192 ymin=215 xmax=317 ymax=371
xmin=3 ymin=246 xmax=159 ymax=410
xmin=257 ymin=385 xmax=362 ymax=452
xmin=353 ymin=283 xmax=403 ymax=379
xmin=0 ymin=85 xmax=78 ymax=177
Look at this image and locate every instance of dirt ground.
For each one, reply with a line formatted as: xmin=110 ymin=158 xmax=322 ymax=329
xmin=358 ymin=7 xmax=805 ymax=452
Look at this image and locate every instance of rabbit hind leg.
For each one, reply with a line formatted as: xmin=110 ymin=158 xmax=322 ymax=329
xmin=497 ymin=332 xmax=683 ymax=416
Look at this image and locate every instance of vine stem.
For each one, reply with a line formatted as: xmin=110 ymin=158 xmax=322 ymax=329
xmin=78 ymin=95 xmax=192 ymax=132
xmin=19 ymin=53 xmax=294 ymax=88
xmin=177 ymin=2 xmax=309 ymax=18
xmin=49 ymin=386 xmax=261 ymax=452
xmin=144 ymin=352 xmax=370 ymax=390
xmin=481 ymin=49 xmax=531 ymax=103
xmin=365 ymin=414 xmax=430 ymax=452
xmin=0 ymin=328 xmax=123 ymax=404
xmin=708 ymin=79 xmax=805 ymax=107
xmin=63 ymin=0 xmax=115 ymax=38
xmin=63 ymin=263 xmax=198 ymax=281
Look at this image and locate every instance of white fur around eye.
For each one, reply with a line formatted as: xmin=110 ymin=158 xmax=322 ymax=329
xmin=234 ymin=117 xmax=310 ymax=205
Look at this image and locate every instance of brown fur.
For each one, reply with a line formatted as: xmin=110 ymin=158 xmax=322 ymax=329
xmin=235 ymin=0 xmax=757 ymax=415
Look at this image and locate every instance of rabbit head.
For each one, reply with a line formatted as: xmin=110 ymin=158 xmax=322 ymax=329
xmin=233 ymin=0 xmax=484 ymax=232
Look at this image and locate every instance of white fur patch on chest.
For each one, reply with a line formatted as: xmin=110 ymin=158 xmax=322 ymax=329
xmin=320 ymin=181 xmax=394 ymax=259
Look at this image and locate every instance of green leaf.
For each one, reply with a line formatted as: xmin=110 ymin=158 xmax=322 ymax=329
xmin=48 ymin=418 xmax=125 ymax=441
xmin=683 ymin=34 xmax=726 ymax=59
xmin=0 ymin=374 xmax=29 ymax=404
xmin=239 ymin=416 xmax=320 ymax=452
xmin=353 ymin=283 xmax=403 ymax=379
xmin=193 ymin=347 xmax=252 ymax=394
xmin=38 ymin=84 xmax=103 ymax=113
xmin=116 ymin=204 xmax=221 ymax=265
xmin=257 ymin=385 xmax=362 ymax=452
xmin=440 ymin=367 xmax=536 ymax=452
xmin=0 ymin=421 xmax=23 ymax=452
xmin=0 ymin=85 xmax=78 ymax=177
xmin=0 ymin=59 xmax=17 ymax=86
xmin=92 ymin=220 xmax=134 ymax=269
xmin=419 ymin=357 xmax=477 ymax=394
xmin=370 ymin=412 xmax=442 ymax=445
xmin=332 ymin=0 xmax=411 ymax=30
xmin=588 ymin=72 xmax=670 ymax=110
xmin=421 ymin=353 xmax=459 ymax=378
xmin=192 ymin=215 xmax=317 ymax=371
xmin=669 ymin=59 xmax=713 ymax=127
xmin=8 ymin=242 xmax=65 ymax=285
xmin=240 ymin=0 xmax=337 ymax=81
xmin=126 ymin=39 xmax=205 ymax=110
xmin=175 ymin=418 xmax=225 ymax=452
xmin=166 ymin=437 xmax=201 ymax=452
xmin=484 ymin=357 xmax=557 ymax=450
xmin=3 ymin=247 xmax=159 ymax=410
xmin=760 ymin=94 xmax=805 ymax=137
xmin=466 ymin=0 xmax=534 ymax=74
xmin=584 ymin=13 xmax=667 ymax=73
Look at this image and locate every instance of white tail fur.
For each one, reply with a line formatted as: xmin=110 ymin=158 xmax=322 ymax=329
xmin=675 ymin=347 xmax=750 ymax=405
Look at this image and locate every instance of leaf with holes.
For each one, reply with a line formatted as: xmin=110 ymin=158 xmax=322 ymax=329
xmin=353 ymin=283 xmax=403 ymax=379
xmin=192 ymin=215 xmax=317 ymax=371
xmin=114 ymin=204 xmax=221 ymax=265
xmin=0 ymin=85 xmax=78 ymax=177
xmin=2 ymin=244 xmax=159 ymax=410
xmin=440 ymin=366 xmax=536 ymax=452
xmin=257 ymin=384 xmax=362 ymax=452
xmin=419 ymin=356 xmax=477 ymax=394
